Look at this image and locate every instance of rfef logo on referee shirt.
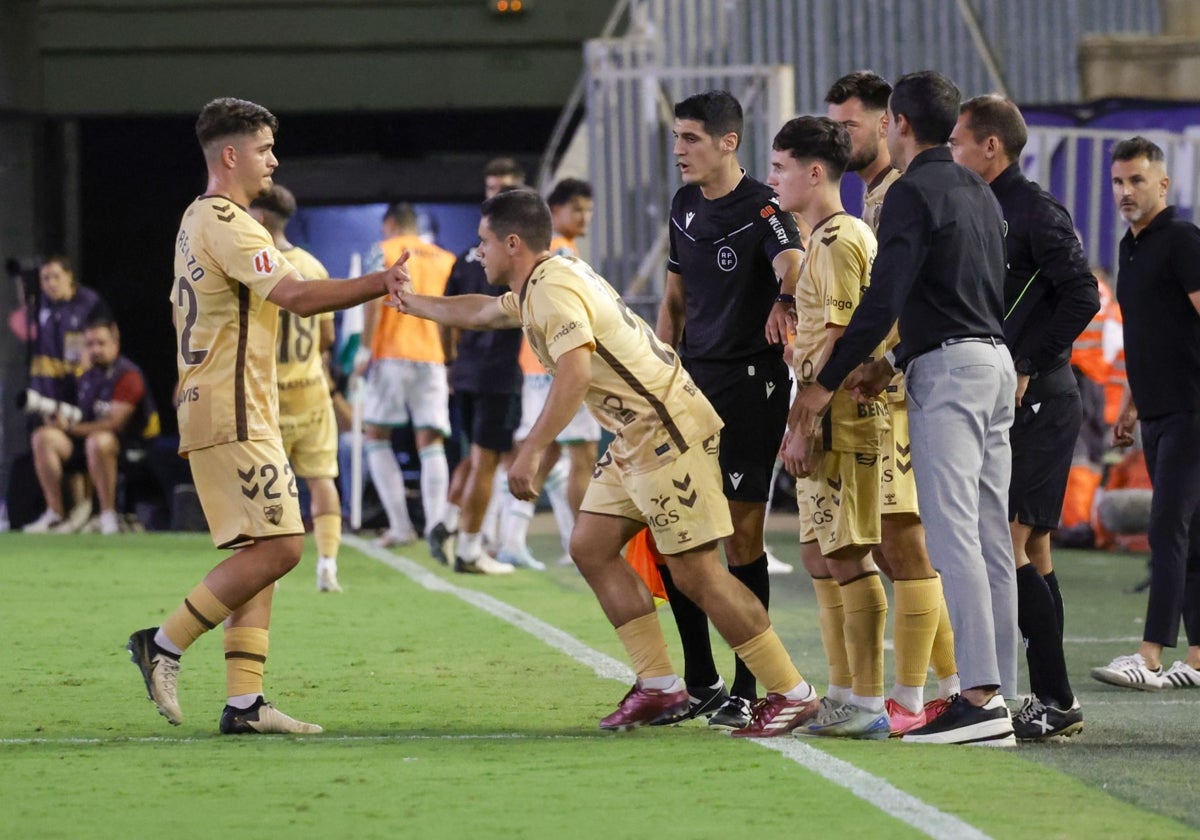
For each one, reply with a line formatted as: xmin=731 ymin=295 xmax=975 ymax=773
xmin=717 ymin=246 xmax=737 ymax=272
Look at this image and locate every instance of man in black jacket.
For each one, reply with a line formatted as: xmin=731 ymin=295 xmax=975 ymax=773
xmin=950 ymin=94 xmax=1099 ymax=740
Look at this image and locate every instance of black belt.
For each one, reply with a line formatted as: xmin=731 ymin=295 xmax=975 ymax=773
xmin=940 ymin=336 xmax=1003 ymax=348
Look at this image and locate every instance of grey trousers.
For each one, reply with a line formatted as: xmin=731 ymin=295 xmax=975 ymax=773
xmin=906 ymin=340 xmax=1018 ymax=696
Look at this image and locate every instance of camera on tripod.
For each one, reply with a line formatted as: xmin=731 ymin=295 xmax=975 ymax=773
xmin=17 ymin=389 xmax=83 ymax=426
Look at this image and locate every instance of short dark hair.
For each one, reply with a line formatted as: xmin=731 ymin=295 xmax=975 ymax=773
xmin=825 ymin=71 xmax=892 ymax=111
xmin=960 ymin=94 xmax=1028 ymax=159
xmin=480 ymin=188 xmax=552 ymax=253
xmin=1112 ymin=136 xmax=1165 ymax=164
xmin=85 ymin=314 xmax=119 ymax=334
xmin=547 ymin=178 xmax=593 ymax=208
xmin=195 ymin=97 xmax=279 ymax=148
xmin=674 ymin=90 xmax=744 ymax=147
xmin=889 ymin=71 xmax=960 ymax=146
xmin=483 ymin=157 xmax=526 ymax=182
xmin=251 ymin=184 xmax=297 ymax=222
xmin=773 ymin=116 xmax=852 ymax=179
xmin=40 ymin=254 xmax=73 ymax=275
xmin=383 ymin=202 xmax=418 ymax=230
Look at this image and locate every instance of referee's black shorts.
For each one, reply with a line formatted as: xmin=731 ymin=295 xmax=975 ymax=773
xmin=685 ymin=354 xmax=791 ymax=503
xmin=457 ymin=391 xmax=522 ymax=453
xmin=1010 ymin=390 xmax=1082 ymax=530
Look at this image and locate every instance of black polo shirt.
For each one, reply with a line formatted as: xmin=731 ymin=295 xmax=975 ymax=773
xmin=444 ymin=248 xmax=523 ymax=395
xmin=1116 ymin=205 xmax=1200 ymax=419
xmin=818 ymin=146 xmax=1007 ymax=390
xmin=991 ymin=163 xmax=1099 ymax=401
xmin=667 ymin=172 xmax=802 ymax=364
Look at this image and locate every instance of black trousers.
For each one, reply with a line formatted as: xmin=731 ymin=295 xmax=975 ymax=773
xmin=1141 ymin=411 xmax=1200 ymax=648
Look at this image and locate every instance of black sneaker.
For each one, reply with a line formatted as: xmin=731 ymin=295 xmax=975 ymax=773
xmin=901 ymin=693 xmax=1015 ymax=747
xmin=219 ymin=697 xmax=323 ymax=735
xmin=707 ymin=695 xmax=753 ymax=730
xmin=1012 ymin=695 xmax=1084 ymax=741
xmin=428 ymin=522 xmax=454 ymax=566
xmin=651 ymin=679 xmax=731 ymax=725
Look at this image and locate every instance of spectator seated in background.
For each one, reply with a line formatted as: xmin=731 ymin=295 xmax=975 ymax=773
xmin=24 ymin=316 xmax=159 ymax=535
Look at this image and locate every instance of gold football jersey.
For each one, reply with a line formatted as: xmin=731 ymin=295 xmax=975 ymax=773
xmin=499 ymin=254 xmax=721 ymax=473
xmin=172 ymin=196 xmax=294 ymax=453
xmin=862 ymin=167 xmax=901 ymax=236
xmin=793 ymin=212 xmax=888 ymax=453
xmin=275 ymin=246 xmax=333 ymax=418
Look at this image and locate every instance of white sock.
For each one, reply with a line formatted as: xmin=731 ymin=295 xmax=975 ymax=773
xmin=544 ymin=455 xmax=574 ymax=553
xmin=783 ymin=680 xmax=816 ymax=702
xmin=827 ymin=684 xmax=852 ymax=704
xmin=890 ymin=684 xmax=924 ymax=713
xmin=500 ymin=495 xmax=535 ymax=552
xmin=366 ymin=441 xmax=414 ymax=535
xmin=938 ymin=674 xmax=961 ymax=700
xmin=443 ymin=502 xmax=461 ymax=534
xmin=850 ymin=693 xmax=885 ymax=713
xmin=418 ymin=443 xmax=449 ymax=536
xmin=765 ymin=456 xmax=783 ymax=512
xmin=153 ymin=628 xmax=184 ymax=657
xmin=318 ymin=556 xmax=337 ymax=571
xmin=640 ymin=675 xmax=683 ymax=692
xmin=458 ymin=530 xmax=483 ymax=561
xmin=481 ymin=466 xmax=507 ymax=548
xmin=226 ymin=693 xmax=262 ymax=710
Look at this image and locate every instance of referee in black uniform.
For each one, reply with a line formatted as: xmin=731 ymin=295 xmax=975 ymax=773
xmin=655 ymin=90 xmax=804 ymax=728
xmin=1091 ymin=136 xmax=1200 ymax=692
xmin=951 ymin=95 xmax=1099 ymax=740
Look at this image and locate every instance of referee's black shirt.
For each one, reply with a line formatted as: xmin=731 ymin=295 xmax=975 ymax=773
xmin=1116 ymin=205 xmax=1200 ymax=419
xmin=667 ymin=173 xmax=802 ymax=364
xmin=817 ymin=146 xmax=1007 ymax=390
xmin=991 ymin=163 xmax=1099 ymax=401
xmin=444 ymin=248 xmax=523 ymax=395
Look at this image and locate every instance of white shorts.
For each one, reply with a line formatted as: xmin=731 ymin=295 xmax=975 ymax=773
xmin=363 ymin=359 xmax=451 ymax=436
xmin=516 ymin=372 xmax=601 ymax=444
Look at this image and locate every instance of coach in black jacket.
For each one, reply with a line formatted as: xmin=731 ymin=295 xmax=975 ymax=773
xmin=951 ymin=95 xmax=1098 ymax=741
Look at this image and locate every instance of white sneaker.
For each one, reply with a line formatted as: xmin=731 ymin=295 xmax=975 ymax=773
xmin=316 ymin=558 xmax=342 ymax=593
xmin=99 ymin=510 xmax=121 ymax=535
xmin=375 ymin=528 xmax=417 ymax=548
xmin=496 ymin=546 xmax=546 ymax=571
xmin=765 ymin=549 xmax=794 ymax=575
xmin=1163 ymin=660 xmax=1200 ymax=689
xmin=1090 ymin=652 xmax=1165 ymax=691
xmin=454 ymin=554 xmax=515 ymax=575
xmin=556 ymin=553 xmax=575 ymax=568
xmin=23 ymin=509 xmax=63 ymax=533
xmin=51 ymin=500 xmax=93 ymax=534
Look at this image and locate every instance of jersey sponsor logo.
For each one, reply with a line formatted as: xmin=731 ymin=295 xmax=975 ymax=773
xmin=253 ymin=249 xmax=276 ymax=275
xmin=826 ymin=295 xmax=853 ymax=311
xmin=551 ymin=321 xmax=580 ymax=342
xmin=760 ymin=204 xmax=776 ymax=219
xmin=717 ymin=246 xmax=738 ymax=272
xmin=768 ymin=212 xmax=790 ymax=245
xmin=729 ymin=471 xmax=744 ymax=489
xmin=685 ymin=211 xmax=695 ymax=228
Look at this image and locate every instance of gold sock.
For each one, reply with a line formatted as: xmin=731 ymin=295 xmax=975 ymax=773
xmin=224 ymin=626 xmax=269 ymax=698
xmin=812 ymin=577 xmax=852 ymax=688
xmin=160 ymin=583 xmax=233 ymax=652
xmin=841 ymin=573 xmax=888 ymax=699
xmin=313 ymin=513 xmax=341 ymax=559
xmin=892 ymin=577 xmax=941 ymax=688
xmin=929 ymin=575 xmax=958 ymax=680
xmin=732 ymin=626 xmax=802 ymax=695
xmin=614 ymin=613 xmax=675 ymax=681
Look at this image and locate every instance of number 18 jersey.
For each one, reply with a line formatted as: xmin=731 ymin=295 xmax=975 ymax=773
xmin=172 ymin=195 xmax=294 ymax=454
xmin=499 ymin=254 xmax=722 ymax=473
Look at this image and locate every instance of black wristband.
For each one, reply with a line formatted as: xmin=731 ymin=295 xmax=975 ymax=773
xmin=775 ymin=293 xmax=795 ymax=305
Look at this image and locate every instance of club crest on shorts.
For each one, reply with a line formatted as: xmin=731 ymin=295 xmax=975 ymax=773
xmin=263 ymin=504 xmax=283 ymax=525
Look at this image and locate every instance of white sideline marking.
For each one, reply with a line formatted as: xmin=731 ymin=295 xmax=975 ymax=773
xmin=347 ymin=536 xmax=990 ymax=840
xmin=0 ymin=733 xmax=597 ymax=746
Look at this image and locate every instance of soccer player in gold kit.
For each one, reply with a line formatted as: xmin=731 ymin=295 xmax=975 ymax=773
xmin=394 ymin=189 xmax=820 ymax=735
xmin=127 ymin=97 xmax=407 ymax=734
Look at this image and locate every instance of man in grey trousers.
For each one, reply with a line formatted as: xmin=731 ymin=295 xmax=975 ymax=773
xmin=792 ymin=70 xmax=1018 ymax=746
